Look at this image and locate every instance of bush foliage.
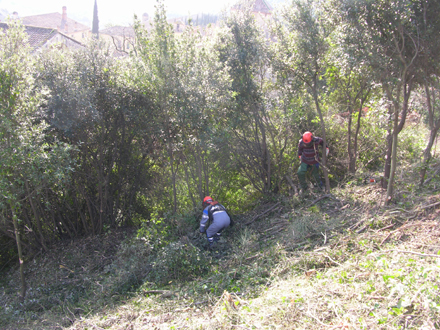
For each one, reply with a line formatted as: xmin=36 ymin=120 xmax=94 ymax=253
xmin=1 ymin=3 xmax=440 ymax=327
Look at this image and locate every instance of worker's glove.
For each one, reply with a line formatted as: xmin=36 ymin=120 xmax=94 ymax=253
xmin=298 ymin=155 xmax=301 ymax=161
xmin=326 ymin=148 xmax=329 ymax=156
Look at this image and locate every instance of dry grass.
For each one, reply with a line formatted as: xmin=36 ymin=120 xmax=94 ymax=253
xmin=1 ymin=167 xmax=440 ymax=330
xmin=59 ymin=216 xmax=440 ymax=330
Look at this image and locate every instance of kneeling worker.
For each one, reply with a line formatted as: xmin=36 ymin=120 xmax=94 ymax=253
xmin=199 ymin=196 xmax=231 ymax=247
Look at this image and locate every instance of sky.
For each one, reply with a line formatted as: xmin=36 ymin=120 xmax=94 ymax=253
xmin=0 ymin=0 xmax=242 ymax=27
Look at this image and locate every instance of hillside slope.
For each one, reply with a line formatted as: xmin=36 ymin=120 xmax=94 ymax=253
xmin=1 ymin=171 xmax=439 ymax=330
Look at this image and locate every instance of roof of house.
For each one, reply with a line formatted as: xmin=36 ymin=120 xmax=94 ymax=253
xmin=0 ymin=22 xmax=84 ymax=50
xmin=100 ymin=26 xmax=135 ymax=38
xmin=232 ymin=0 xmax=273 ymax=14
xmin=21 ymin=12 xmax=89 ymax=32
xmin=254 ymin=0 xmax=273 ymax=14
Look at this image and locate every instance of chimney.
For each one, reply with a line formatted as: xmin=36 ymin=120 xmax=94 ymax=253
xmin=60 ymin=6 xmax=67 ymax=32
xmin=142 ymin=13 xmax=149 ymax=23
xmin=62 ymin=6 xmax=67 ymax=21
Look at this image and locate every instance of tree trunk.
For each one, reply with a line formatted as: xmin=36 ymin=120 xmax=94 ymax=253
xmin=183 ymin=157 xmax=197 ymax=209
xmin=25 ymin=181 xmax=47 ymax=252
xmin=263 ymin=122 xmax=271 ymax=193
xmin=352 ymin=90 xmax=370 ymax=173
xmin=86 ymin=196 xmax=95 ymax=236
xmin=202 ymin=152 xmax=210 ymax=197
xmin=386 ymin=80 xmax=411 ymax=203
xmin=352 ymin=104 xmax=363 ymax=172
xmin=312 ymin=77 xmax=330 ymax=192
xmin=382 ymin=105 xmax=393 ymax=188
xmin=386 ymin=111 xmax=399 ymax=202
xmin=11 ymin=207 xmax=26 ymax=302
xmin=254 ymin=105 xmax=271 ymax=193
xmin=420 ymin=131 xmax=438 ymax=185
xmin=73 ymin=192 xmax=91 ymax=235
xmin=97 ymin=139 xmax=104 ymax=234
xmin=420 ymin=80 xmax=440 ymax=186
xmin=22 ymin=208 xmax=42 ymax=249
xmin=347 ymin=105 xmax=355 ymax=173
xmin=168 ymin=143 xmax=177 ymax=214
xmin=58 ymin=211 xmax=75 ymax=238
xmin=194 ymin=148 xmax=204 ymax=200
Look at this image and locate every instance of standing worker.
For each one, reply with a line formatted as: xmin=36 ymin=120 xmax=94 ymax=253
xmin=297 ymin=131 xmax=329 ymax=194
xmin=199 ymin=196 xmax=231 ymax=247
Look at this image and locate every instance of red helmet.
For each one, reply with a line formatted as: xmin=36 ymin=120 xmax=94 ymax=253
xmin=302 ymin=131 xmax=313 ymax=144
xmin=203 ymin=196 xmax=213 ymax=204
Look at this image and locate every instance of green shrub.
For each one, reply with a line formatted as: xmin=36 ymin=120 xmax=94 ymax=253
xmin=137 ymin=216 xmax=173 ymax=249
xmin=325 ymin=111 xmax=387 ymax=177
xmin=168 ymin=212 xmax=199 ymax=237
xmin=147 ymin=239 xmax=212 ymax=286
xmin=104 ymin=238 xmax=153 ymax=293
xmin=398 ymin=125 xmax=426 ymax=161
xmin=136 ymin=209 xmax=201 ymax=248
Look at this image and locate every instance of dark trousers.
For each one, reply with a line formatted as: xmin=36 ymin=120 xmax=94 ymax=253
xmin=297 ymin=162 xmax=321 ymax=190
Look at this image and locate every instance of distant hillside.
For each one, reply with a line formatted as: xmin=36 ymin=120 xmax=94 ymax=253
xmin=169 ymin=0 xmax=287 ymax=27
xmin=175 ymin=13 xmax=219 ymax=27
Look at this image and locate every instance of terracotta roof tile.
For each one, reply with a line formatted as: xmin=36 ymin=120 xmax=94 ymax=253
xmin=100 ymin=26 xmax=135 ymax=37
xmin=25 ymin=25 xmax=58 ymax=49
xmin=233 ymin=0 xmax=273 ymax=14
xmin=0 ymin=22 xmax=84 ymax=51
xmin=21 ymin=12 xmax=89 ymax=32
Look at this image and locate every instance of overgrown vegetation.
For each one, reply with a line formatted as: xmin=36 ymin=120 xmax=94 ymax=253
xmin=1 ymin=165 xmax=439 ymax=329
xmin=1 ymin=0 xmax=440 ymax=328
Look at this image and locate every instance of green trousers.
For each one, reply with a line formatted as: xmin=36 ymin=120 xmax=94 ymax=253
xmin=297 ymin=162 xmax=321 ymax=190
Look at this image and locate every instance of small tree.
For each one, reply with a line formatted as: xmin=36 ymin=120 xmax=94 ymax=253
xmin=420 ymin=76 xmax=440 ymax=186
xmin=214 ymin=2 xmax=280 ymax=195
xmin=92 ymin=0 xmax=99 ymax=38
xmin=338 ymin=0 xmax=440 ymax=202
xmin=132 ymin=2 xmax=185 ymax=214
xmin=0 ymin=20 xmax=73 ymax=300
xmin=417 ymin=1 xmax=440 ymax=186
xmin=274 ymin=0 xmax=332 ymax=192
xmin=326 ymin=16 xmax=375 ymax=174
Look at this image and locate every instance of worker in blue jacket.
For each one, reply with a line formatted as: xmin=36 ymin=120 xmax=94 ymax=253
xmin=199 ymin=196 xmax=231 ymax=247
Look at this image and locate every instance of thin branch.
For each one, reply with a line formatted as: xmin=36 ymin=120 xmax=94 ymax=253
xmin=231 ymin=326 xmax=252 ymax=330
xmin=324 ymin=254 xmax=342 ymax=266
xmin=245 ymin=202 xmax=281 ymax=225
xmin=193 ymin=300 xmax=209 ymax=306
xmin=379 ymin=232 xmax=393 ymax=246
xmin=420 ymin=201 xmax=440 ymax=210
xmin=423 ymin=165 xmax=440 ymax=185
xmin=306 ymin=194 xmax=341 ymax=208
xmin=385 ymin=250 xmax=440 ymax=258
xmin=378 ymin=224 xmax=395 ymax=232
xmin=111 ymin=36 xmax=129 ymax=55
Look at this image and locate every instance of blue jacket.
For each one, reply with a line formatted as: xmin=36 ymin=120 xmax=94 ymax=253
xmin=200 ymin=202 xmax=229 ymax=233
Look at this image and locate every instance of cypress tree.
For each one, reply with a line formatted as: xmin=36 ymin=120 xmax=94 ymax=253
xmin=92 ymin=0 xmax=99 ymax=38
